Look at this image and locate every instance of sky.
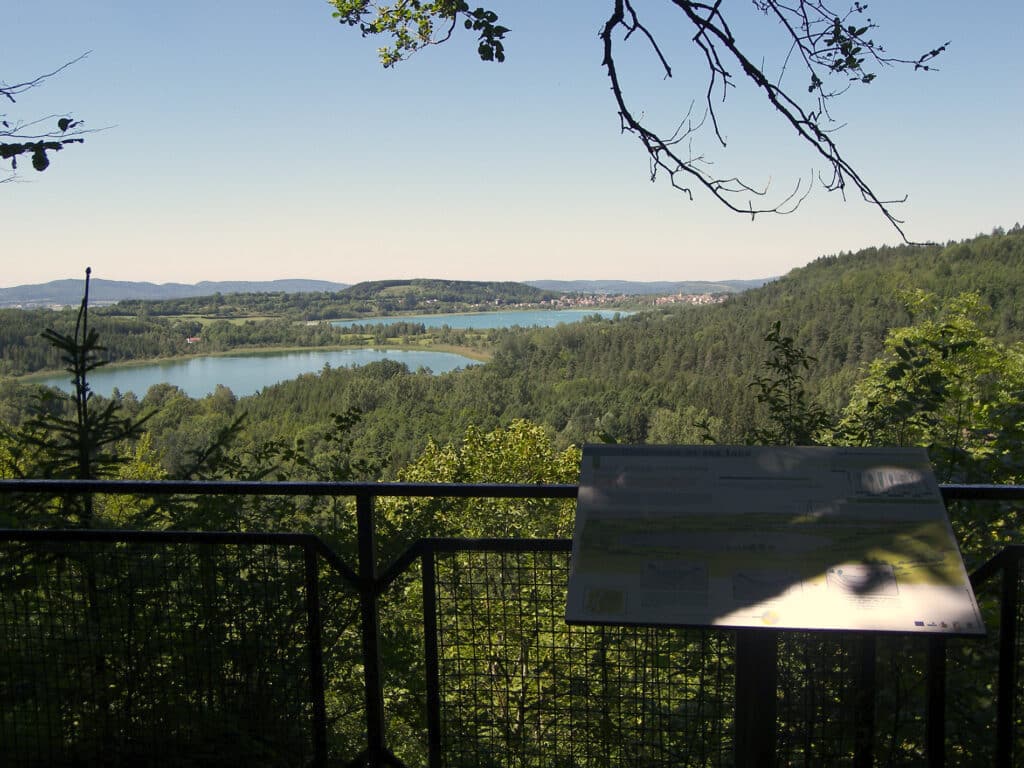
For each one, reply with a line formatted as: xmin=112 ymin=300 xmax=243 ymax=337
xmin=2 ymin=1 xmax=1022 ymax=287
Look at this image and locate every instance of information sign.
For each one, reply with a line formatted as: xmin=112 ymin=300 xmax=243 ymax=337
xmin=566 ymin=445 xmax=984 ymax=635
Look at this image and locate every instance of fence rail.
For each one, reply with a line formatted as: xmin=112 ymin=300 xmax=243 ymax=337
xmin=0 ymin=480 xmax=1021 ymax=767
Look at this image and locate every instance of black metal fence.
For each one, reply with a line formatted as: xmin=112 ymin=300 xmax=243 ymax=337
xmin=0 ymin=480 xmax=1020 ymax=767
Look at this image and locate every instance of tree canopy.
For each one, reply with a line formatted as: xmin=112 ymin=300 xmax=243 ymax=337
xmin=331 ymin=0 xmax=946 ymax=238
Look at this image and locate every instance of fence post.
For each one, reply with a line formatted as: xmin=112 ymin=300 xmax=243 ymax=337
xmin=422 ymin=546 xmax=443 ymax=768
xmin=357 ymin=490 xmax=387 ymax=766
xmin=996 ymin=554 xmax=1019 ymax=768
xmin=304 ymin=542 xmax=328 ymax=767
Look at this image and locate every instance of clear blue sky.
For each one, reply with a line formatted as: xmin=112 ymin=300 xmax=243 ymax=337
xmin=3 ymin=1 xmax=1021 ymax=286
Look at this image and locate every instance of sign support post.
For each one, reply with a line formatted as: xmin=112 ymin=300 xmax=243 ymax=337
xmin=734 ymin=629 xmax=778 ymax=766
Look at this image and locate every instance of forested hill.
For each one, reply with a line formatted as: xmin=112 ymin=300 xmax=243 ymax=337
xmin=229 ymin=228 xmax=1024 ymax=473
xmin=483 ymin=228 xmax=1024 ymax=435
xmin=337 ymin=279 xmax=556 ymax=306
xmin=108 ymin=279 xmax=560 ymax=320
xmin=0 ymin=278 xmax=349 ymax=308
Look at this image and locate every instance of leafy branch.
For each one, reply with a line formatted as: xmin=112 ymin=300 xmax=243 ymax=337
xmin=331 ymin=1 xmax=507 ymax=67
xmin=749 ymin=321 xmax=831 ymax=445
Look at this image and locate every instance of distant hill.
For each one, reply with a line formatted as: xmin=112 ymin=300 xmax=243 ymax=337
xmin=99 ymin=278 xmax=564 ymax=321
xmin=0 ymin=279 xmax=350 ymax=308
xmin=436 ymin=227 xmax=1024 ymax=445
xmin=525 ymin=279 xmax=773 ymax=295
xmin=340 ymin=279 xmax=555 ymax=304
xmin=1 ymin=276 xmax=774 ymax=308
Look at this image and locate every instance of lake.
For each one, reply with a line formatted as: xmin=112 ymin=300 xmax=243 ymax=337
xmin=33 ymin=348 xmax=480 ymax=400
xmin=331 ymin=308 xmax=627 ymax=330
xmin=32 ymin=308 xmax=630 ymax=399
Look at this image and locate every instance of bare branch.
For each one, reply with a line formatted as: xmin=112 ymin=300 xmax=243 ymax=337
xmin=597 ymin=0 xmax=946 ymax=238
xmin=2 ymin=55 xmax=91 ymax=181
xmin=332 ymin=1 xmax=948 ymax=240
xmin=0 ymin=53 xmax=90 ymax=103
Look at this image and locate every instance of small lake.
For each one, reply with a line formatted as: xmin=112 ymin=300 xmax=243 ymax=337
xmin=33 ymin=348 xmax=480 ymax=400
xmin=331 ymin=308 xmax=627 ymax=330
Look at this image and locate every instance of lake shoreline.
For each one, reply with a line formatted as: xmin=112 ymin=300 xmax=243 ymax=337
xmin=10 ymin=307 xmax=627 ymax=380
xmin=329 ymin=307 xmax=630 ymax=330
xmin=327 ymin=307 xmax=629 ymax=323
xmin=8 ymin=308 xmax=629 ymax=397
xmin=14 ymin=341 xmax=492 ymax=384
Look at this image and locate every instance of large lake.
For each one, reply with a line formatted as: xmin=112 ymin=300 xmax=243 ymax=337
xmin=33 ymin=309 xmax=628 ymax=399
xmin=332 ymin=308 xmax=626 ymax=329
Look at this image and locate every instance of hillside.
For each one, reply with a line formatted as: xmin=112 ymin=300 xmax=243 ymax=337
xmin=482 ymin=228 xmax=1024 ymax=437
xmin=228 ymin=228 xmax=1024 ymax=471
xmin=337 ymin=279 xmax=556 ymax=306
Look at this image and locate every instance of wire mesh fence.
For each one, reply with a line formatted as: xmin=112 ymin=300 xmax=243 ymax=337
xmin=1019 ymin=560 xmax=1024 ymax=766
xmin=0 ymin=531 xmax=364 ymax=768
xmin=776 ymin=631 xmax=941 ymax=767
xmin=942 ymin=546 xmax=1024 ymax=768
xmin=427 ymin=544 xmax=734 ymax=768
xmin=1018 ymin=558 xmax=1024 ymax=767
xmin=422 ymin=545 xmax=979 ymax=768
xmin=775 ymin=632 xmax=865 ymax=765
xmin=0 ymin=482 xmax=1020 ymax=767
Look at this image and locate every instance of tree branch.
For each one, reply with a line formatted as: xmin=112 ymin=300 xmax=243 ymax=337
xmin=2 ymin=54 xmax=91 ymax=181
xmin=600 ymin=0 xmax=946 ymax=238
xmin=331 ymin=1 xmax=948 ymax=240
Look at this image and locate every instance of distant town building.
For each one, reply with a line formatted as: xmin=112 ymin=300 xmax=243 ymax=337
xmin=538 ymin=294 xmax=632 ymax=309
xmin=654 ymin=293 xmax=726 ymax=306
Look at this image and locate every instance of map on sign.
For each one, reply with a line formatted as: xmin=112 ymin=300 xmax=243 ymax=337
xmin=565 ymin=445 xmax=985 ymax=635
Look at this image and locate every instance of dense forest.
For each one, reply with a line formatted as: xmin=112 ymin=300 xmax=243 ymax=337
xmin=0 ymin=311 xmax=198 ymax=376
xmin=228 ymin=227 xmax=1024 ymax=468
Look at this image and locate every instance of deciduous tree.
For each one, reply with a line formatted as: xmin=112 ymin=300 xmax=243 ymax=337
xmin=836 ymin=291 xmax=1024 ymax=484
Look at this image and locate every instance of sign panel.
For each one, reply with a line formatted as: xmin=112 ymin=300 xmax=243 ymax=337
xmin=566 ymin=445 xmax=984 ymax=635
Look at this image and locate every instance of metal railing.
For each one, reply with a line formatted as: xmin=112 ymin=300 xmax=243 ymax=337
xmin=0 ymin=479 xmax=1020 ymax=767
xmin=965 ymin=544 xmax=1024 ymax=768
